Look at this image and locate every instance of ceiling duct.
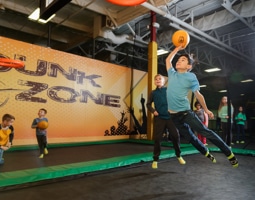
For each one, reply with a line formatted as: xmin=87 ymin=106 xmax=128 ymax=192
xmin=99 ymin=27 xmax=130 ymax=45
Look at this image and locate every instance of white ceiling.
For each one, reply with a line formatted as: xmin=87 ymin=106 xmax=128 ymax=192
xmin=0 ymin=0 xmax=255 ymax=108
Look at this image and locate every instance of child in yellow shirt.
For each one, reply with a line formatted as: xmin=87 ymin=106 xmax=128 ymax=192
xmin=0 ymin=114 xmax=15 ymax=165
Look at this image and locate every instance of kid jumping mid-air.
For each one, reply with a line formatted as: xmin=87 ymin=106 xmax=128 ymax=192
xmin=165 ymin=46 xmax=238 ymax=167
xmin=31 ymin=108 xmax=49 ymax=158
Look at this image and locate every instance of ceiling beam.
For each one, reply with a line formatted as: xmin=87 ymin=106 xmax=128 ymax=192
xmin=141 ymin=1 xmax=254 ymax=65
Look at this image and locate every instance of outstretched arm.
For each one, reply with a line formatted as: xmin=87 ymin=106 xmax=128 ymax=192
xmin=204 ymin=111 xmax=209 ymax=127
xmin=165 ymin=46 xmax=183 ymax=71
xmin=194 ymin=90 xmax=214 ymax=119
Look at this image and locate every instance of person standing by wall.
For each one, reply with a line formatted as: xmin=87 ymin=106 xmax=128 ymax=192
xmin=218 ymin=96 xmax=234 ymax=147
xmin=235 ymin=106 xmax=246 ymax=144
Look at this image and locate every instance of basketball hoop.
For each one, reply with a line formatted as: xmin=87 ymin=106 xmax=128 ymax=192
xmin=106 ymin=0 xmax=146 ymax=6
xmin=0 ymin=58 xmax=25 ymax=68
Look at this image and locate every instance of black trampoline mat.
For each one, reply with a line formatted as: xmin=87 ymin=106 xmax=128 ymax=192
xmin=1 ymin=153 xmax=254 ymax=200
xmin=0 ymin=143 xmax=159 ymax=172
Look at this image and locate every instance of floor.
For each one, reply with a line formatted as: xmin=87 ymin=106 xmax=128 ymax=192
xmin=0 ymin=135 xmax=254 ymax=200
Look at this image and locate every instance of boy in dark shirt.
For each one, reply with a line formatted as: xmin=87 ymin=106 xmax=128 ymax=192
xmin=147 ymin=74 xmax=185 ymax=169
xmin=31 ymin=108 xmax=49 ymax=158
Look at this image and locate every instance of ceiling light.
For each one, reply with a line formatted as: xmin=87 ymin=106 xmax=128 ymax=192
xmin=157 ymin=49 xmax=169 ymax=56
xmin=241 ymin=79 xmax=253 ymax=83
xmin=28 ymin=8 xmax=55 ymax=24
xmin=200 ymin=85 xmax=207 ymax=88
xmin=38 ymin=14 xmax=56 ymax=24
xmin=0 ymin=3 xmax=5 ymax=11
xmin=219 ymin=90 xmax=227 ymax=93
xmin=204 ymin=68 xmax=221 ymax=73
xmin=28 ymin=8 xmax=40 ymax=21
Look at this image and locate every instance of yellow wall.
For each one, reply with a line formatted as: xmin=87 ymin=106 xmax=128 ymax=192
xmin=0 ymin=37 xmax=147 ymax=145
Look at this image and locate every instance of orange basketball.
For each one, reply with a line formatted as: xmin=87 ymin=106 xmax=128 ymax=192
xmin=37 ymin=121 xmax=48 ymax=129
xmin=172 ymin=30 xmax=190 ymax=48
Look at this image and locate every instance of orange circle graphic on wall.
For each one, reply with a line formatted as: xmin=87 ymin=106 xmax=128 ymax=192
xmin=0 ymin=58 xmax=25 ymax=68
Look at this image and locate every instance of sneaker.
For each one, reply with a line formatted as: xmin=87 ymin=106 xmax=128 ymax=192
xmin=240 ymin=141 xmax=245 ymax=144
xmin=152 ymin=161 xmax=158 ymax=169
xmin=228 ymin=153 xmax=239 ymax=168
xmin=230 ymin=159 xmax=239 ymax=168
xmin=205 ymin=152 xmax=216 ymax=163
xmin=44 ymin=148 xmax=48 ymax=155
xmin=236 ymin=141 xmax=239 ymax=144
xmin=39 ymin=154 xmax=44 ymax=158
xmin=177 ymin=157 xmax=186 ymax=165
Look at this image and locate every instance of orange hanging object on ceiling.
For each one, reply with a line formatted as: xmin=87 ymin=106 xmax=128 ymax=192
xmin=106 ymin=0 xmax=147 ymax=6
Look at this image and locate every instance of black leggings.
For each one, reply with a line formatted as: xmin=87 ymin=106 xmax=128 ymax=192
xmin=153 ymin=117 xmax=181 ymax=160
xmin=36 ymin=134 xmax=47 ymax=154
xmin=221 ymin=122 xmax=233 ymax=146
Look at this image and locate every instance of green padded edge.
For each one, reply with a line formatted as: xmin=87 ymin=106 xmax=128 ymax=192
xmin=1 ymin=139 xmax=255 ymax=188
xmin=0 ymin=147 xmax=197 ymax=188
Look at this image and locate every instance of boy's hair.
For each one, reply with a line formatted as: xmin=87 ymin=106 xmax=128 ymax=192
xmin=40 ymin=108 xmax=47 ymax=114
xmin=178 ymin=54 xmax=194 ymax=65
xmin=154 ymin=74 xmax=164 ymax=80
xmin=2 ymin=114 xmax=15 ymax=122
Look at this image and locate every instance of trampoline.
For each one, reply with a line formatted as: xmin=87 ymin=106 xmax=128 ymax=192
xmin=0 ymin=138 xmax=255 ymax=200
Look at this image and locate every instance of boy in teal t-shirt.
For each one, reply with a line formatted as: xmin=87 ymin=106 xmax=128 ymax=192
xmin=165 ymin=46 xmax=238 ymax=168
